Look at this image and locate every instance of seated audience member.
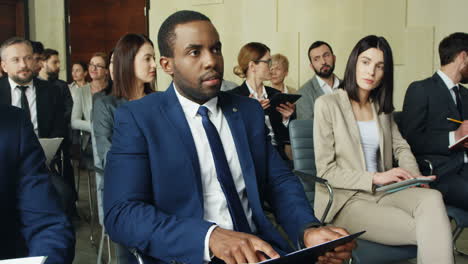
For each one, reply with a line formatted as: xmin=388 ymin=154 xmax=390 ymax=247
xmin=92 ymin=34 xmax=155 ymax=225
xmin=220 ymin=79 xmax=238 ymax=91
xmin=400 ymin=32 xmax=468 ymax=210
xmin=270 ymin=53 xmax=297 ymax=94
xmin=104 ymin=10 xmax=354 ymax=264
xmin=0 ymin=104 xmax=75 ymax=263
xmin=69 ymin=61 xmax=89 ymax=100
xmin=297 ymin=41 xmax=340 ymax=120
xmin=0 ymin=37 xmax=66 ymax=138
xmin=229 ymin=42 xmax=295 ymax=161
xmin=313 ymin=35 xmax=453 ymax=263
xmin=72 ymin=53 xmax=108 ymax=144
xmin=30 ymin=40 xmax=44 ymax=77
xmin=92 ymin=35 xmax=155 ymax=169
xmin=37 ymin=48 xmax=75 ymax=203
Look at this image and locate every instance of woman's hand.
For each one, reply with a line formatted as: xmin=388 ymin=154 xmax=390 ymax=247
xmin=249 ymin=94 xmax=270 ymax=109
xmin=372 ymin=168 xmax=414 ymax=185
xmin=277 ymin=102 xmax=295 ymax=120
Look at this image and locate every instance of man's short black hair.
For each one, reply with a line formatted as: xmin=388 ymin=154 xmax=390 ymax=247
xmin=30 ymin=41 xmax=44 ymax=55
xmin=439 ymin=32 xmax=468 ymax=66
xmin=42 ymin=48 xmax=59 ymax=61
xmin=307 ymin=41 xmax=334 ymax=62
xmin=157 ymin=10 xmax=211 ymax=58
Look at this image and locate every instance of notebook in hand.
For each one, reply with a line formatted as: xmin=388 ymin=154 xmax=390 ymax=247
xmin=264 ymin=93 xmax=301 ymax=115
xmin=449 ymin=134 xmax=468 ymax=150
xmin=375 ymin=178 xmax=434 ymax=194
xmin=256 ymin=231 xmax=365 ymax=264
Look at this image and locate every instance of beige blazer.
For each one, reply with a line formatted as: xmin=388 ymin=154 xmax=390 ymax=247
xmin=313 ymin=89 xmax=421 ymax=223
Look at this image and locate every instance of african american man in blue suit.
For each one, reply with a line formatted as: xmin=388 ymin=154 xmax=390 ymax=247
xmin=0 ymin=105 xmax=75 ymax=263
xmin=104 ymin=10 xmax=355 ymax=264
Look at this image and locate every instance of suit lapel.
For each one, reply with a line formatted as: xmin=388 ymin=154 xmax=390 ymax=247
xmin=158 ymin=84 xmax=203 ymax=204
xmin=218 ymin=92 xmax=262 ymax=212
xmin=0 ymin=77 xmax=12 ymax=105
xmin=312 ymin=75 xmax=325 ymax=97
xmin=337 ymin=90 xmax=368 ymax=169
xmin=34 ymin=79 xmax=49 ymax=137
xmin=432 ymin=73 xmax=461 ymax=120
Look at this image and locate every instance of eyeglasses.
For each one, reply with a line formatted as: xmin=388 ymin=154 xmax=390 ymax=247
xmin=254 ymin=59 xmax=272 ymax=67
xmin=88 ymin=63 xmax=106 ymax=70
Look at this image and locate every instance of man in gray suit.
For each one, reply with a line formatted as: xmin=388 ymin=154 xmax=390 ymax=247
xmin=297 ymin=41 xmax=340 ymax=120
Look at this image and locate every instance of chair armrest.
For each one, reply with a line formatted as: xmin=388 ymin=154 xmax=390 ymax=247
xmin=293 ymin=170 xmax=334 ymax=224
xmin=423 ymin=159 xmax=434 ymax=175
xmin=129 ymin=248 xmax=145 ymax=264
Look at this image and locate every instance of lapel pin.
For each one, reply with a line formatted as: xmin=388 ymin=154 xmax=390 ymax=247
xmin=233 ymin=108 xmax=238 ymax=112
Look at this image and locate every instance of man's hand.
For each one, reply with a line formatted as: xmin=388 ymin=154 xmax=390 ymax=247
xmin=455 ymin=121 xmax=468 ymax=142
xmin=303 ymin=226 xmax=356 ymax=264
xmin=276 ymin=102 xmax=295 ymax=121
xmin=209 ymin=227 xmax=280 ymax=264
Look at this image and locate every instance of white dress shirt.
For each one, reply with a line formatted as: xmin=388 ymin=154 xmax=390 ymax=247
xmin=317 ymin=75 xmax=340 ymax=95
xmin=173 ymin=85 xmax=256 ymax=262
xmin=437 ymin=70 xmax=467 ymax=163
xmin=9 ymin=78 xmax=38 ymax=135
xmin=245 ymin=82 xmax=289 ymax=146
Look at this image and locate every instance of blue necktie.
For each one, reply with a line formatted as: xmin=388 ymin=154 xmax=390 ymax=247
xmin=197 ymin=106 xmax=252 ymax=233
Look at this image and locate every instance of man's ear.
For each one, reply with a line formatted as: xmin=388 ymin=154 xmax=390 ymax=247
xmin=1 ymin=60 xmax=6 ymax=74
xmin=160 ymin=56 xmax=174 ymax=75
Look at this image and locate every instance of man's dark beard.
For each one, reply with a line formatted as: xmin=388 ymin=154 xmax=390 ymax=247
xmin=314 ymin=64 xmax=335 ymax=78
xmin=47 ymin=71 xmax=59 ymax=81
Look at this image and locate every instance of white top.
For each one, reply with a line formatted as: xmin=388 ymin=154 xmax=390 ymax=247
xmin=9 ymin=78 xmax=38 ymax=135
xmin=174 ymin=84 xmax=256 ymax=262
xmin=245 ymin=82 xmax=289 ymax=146
xmin=316 ymin=75 xmax=340 ymax=95
xmin=71 ymin=83 xmax=92 ymax=132
xmin=357 ymin=120 xmax=380 ymax=173
xmin=437 ymin=70 xmax=467 ymax=163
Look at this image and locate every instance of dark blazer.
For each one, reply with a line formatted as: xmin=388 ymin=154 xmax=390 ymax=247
xmin=400 ymin=73 xmax=468 ymax=177
xmin=104 ymin=85 xmax=318 ymax=264
xmin=0 ymin=105 xmax=75 ymax=263
xmin=229 ymin=82 xmax=290 ymax=145
xmin=0 ymin=76 xmax=66 ymax=138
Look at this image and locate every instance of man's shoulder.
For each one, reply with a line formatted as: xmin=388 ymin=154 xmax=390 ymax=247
xmin=407 ymin=74 xmax=438 ymax=91
xmin=299 ymin=76 xmax=319 ymax=92
xmin=0 ymin=105 xmax=25 ymax=128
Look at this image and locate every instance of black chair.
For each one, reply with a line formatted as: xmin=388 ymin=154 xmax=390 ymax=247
xmin=289 ymin=119 xmax=417 ymax=263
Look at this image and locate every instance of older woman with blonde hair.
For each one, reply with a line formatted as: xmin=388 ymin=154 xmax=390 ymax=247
xmin=270 ymin=53 xmax=297 ymax=94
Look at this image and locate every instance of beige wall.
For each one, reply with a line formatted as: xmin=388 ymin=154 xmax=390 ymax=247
xmin=28 ymin=0 xmax=467 ymax=108
xmin=148 ymin=0 xmax=467 ymax=110
xmin=28 ymin=0 xmax=67 ymax=80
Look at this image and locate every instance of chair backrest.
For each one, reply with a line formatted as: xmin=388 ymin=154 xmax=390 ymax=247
xmin=289 ymin=119 xmax=316 ymax=204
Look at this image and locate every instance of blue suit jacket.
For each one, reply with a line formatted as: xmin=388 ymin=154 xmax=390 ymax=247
xmin=104 ymin=85 xmax=318 ymax=264
xmin=0 ymin=105 xmax=75 ymax=263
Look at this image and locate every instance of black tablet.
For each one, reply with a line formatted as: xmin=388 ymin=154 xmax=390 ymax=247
xmin=258 ymin=230 xmax=365 ymax=264
xmin=265 ymin=93 xmax=301 ymax=114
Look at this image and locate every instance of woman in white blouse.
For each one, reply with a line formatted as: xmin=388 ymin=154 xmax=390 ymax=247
xmin=313 ymin=35 xmax=453 ymax=263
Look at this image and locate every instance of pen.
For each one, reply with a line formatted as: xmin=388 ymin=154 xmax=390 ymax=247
xmin=447 ymin=117 xmax=463 ymax=124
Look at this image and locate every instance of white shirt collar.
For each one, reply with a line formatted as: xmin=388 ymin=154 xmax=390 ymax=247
xmin=173 ymin=82 xmax=219 ymax=118
xmin=437 ymin=70 xmax=458 ymax=91
xmin=9 ymin=77 xmax=34 ymax=93
xmin=316 ymin=74 xmax=340 ymax=89
xmin=245 ymin=81 xmax=267 ymax=99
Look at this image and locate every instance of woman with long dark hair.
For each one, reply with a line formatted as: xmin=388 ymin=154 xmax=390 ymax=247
xmin=313 ymin=35 xmax=453 ymax=263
